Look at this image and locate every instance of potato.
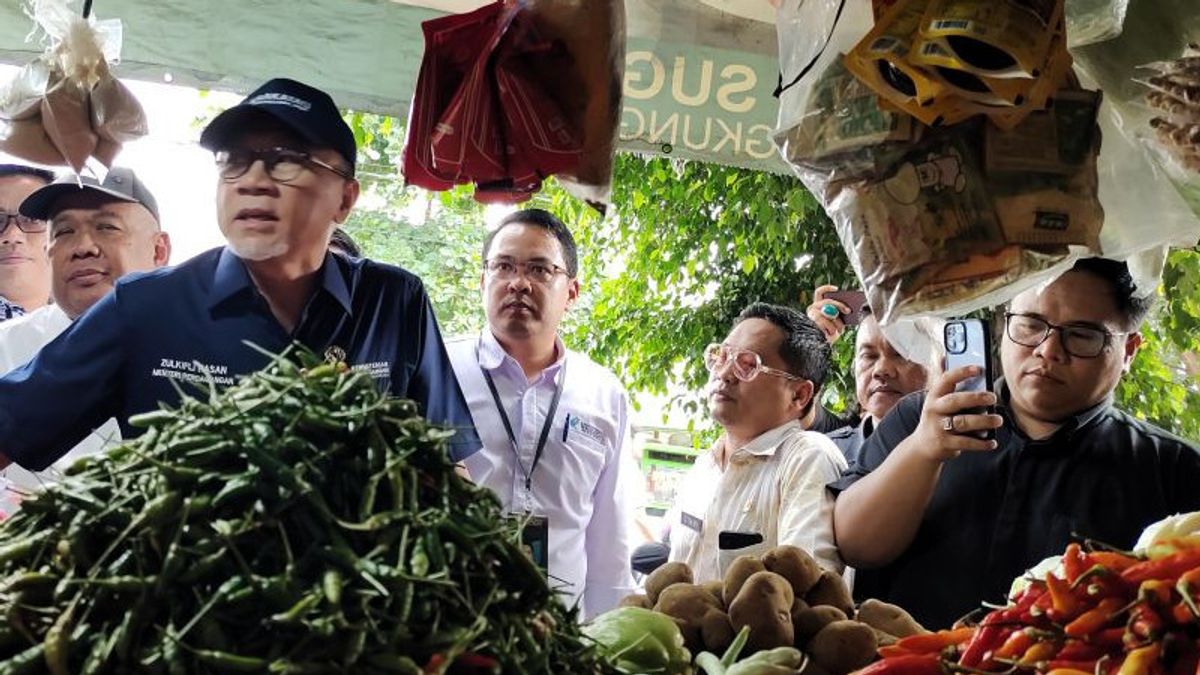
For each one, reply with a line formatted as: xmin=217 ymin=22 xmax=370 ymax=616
xmin=700 ymin=580 xmax=726 ymax=609
xmin=791 ymin=596 xmax=810 ymax=616
xmin=805 ymin=571 xmax=854 ymax=617
xmin=645 ymin=562 xmax=694 ymax=606
xmin=655 ymin=583 xmax=720 ymax=654
xmin=762 ymin=545 xmax=823 ymax=597
xmin=855 ymin=599 xmax=928 ymax=638
xmin=808 ymin=620 xmax=878 ymax=675
xmin=618 ymin=593 xmax=651 ymax=609
xmin=723 ymin=555 xmax=766 ymax=607
xmin=871 ymin=626 xmax=899 ymax=647
xmin=728 ymin=571 xmax=795 ymax=652
xmin=700 ymin=607 xmax=736 ymax=654
xmin=793 ymin=605 xmax=847 ymax=644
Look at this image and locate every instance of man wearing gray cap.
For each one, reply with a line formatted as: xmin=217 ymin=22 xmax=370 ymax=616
xmin=0 ymin=167 xmax=169 ymax=490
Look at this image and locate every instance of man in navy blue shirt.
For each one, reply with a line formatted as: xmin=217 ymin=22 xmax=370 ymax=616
xmin=0 ymin=78 xmax=481 ymax=470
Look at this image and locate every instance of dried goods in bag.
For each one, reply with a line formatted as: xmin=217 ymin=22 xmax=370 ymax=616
xmin=0 ymin=0 xmax=145 ymax=171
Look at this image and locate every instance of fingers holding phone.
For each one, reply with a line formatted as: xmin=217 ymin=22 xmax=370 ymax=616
xmin=806 ymin=286 xmax=867 ymax=343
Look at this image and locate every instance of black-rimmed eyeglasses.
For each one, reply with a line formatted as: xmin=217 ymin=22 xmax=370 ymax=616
xmin=215 ymin=147 xmax=354 ymax=183
xmin=1004 ymin=312 xmax=1124 ymax=359
xmin=0 ymin=212 xmax=46 ymax=235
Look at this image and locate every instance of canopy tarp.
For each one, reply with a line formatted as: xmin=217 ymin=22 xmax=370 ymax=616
xmin=0 ymin=0 xmax=789 ymax=172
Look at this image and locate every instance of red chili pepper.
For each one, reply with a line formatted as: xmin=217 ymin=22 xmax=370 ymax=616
xmin=1020 ymin=641 xmax=1063 ymax=666
xmin=1117 ymin=643 xmax=1161 ymax=675
xmin=1065 ymin=597 xmax=1125 ymax=638
xmin=855 ymin=653 xmax=942 ymax=675
xmin=1057 ymin=640 xmax=1107 ymax=662
xmin=1125 ymin=604 xmax=1165 ymax=647
xmin=1123 ymin=549 xmax=1200 ymax=584
xmin=1092 ymin=627 xmax=1126 ymax=647
xmin=1048 ymin=660 xmax=1103 ymax=672
xmin=960 ymin=611 xmax=1015 ymax=669
xmin=447 ymin=653 xmax=500 ymax=675
xmin=1064 ymin=544 xmax=1088 ymax=584
xmin=896 ymin=627 xmax=977 ymax=654
xmin=1048 ymin=572 xmax=1084 ymax=622
xmin=1087 ymin=552 xmax=1140 ymax=573
xmin=1140 ymin=580 xmax=1175 ymax=606
xmin=1174 ymin=566 xmax=1200 ymax=620
xmin=993 ymin=628 xmax=1037 ymax=660
xmin=879 ymin=645 xmax=914 ymax=659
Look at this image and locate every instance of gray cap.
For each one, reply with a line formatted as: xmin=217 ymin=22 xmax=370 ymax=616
xmin=19 ymin=167 xmax=159 ymax=223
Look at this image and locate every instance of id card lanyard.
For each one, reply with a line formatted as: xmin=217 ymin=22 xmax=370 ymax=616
xmin=478 ymin=344 xmax=566 ymax=508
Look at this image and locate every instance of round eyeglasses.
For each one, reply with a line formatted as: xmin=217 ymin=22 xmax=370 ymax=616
xmin=484 ymin=258 xmax=571 ymax=284
xmin=703 ymin=343 xmax=803 ymax=382
xmin=0 ymin=212 xmax=47 ymax=235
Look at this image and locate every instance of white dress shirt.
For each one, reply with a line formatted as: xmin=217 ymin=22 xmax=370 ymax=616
xmin=0 ymin=304 xmax=120 ymax=491
xmin=667 ymin=420 xmax=847 ymax=583
xmin=447 ymin=330 xmax=637 ymax=618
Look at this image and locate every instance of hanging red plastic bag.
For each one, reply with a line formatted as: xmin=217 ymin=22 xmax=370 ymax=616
xmin=402 ymin=0 xmax=623 ymax=209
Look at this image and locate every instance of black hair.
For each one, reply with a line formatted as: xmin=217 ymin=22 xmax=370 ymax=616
xmin=483 ymin=208 xmax=578 ymax=278
xmin=0 ymin=164 xmax=54 ymax=185
xmin=1069 ymin=257 xmax=1153 ymax=331
xmin=736 ymin=302 xmax=832 ymax=389
xmin=328 ymin=228 xmax=361 ymax=258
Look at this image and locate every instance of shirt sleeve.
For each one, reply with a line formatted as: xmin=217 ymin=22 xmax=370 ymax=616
xmin=582 ymin=387 xmax=637 ymax=618
xmin=399 ymin=281 xmax=483 ymax=463
xmin=0 ymin=293 xmax=125 ymax=471
xmin=827 ymin=392 xmax=925 ymax=494
xmin=777 ymin=434 xmax=847 ymax=574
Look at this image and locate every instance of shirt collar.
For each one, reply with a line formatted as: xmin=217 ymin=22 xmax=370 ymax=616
xmin=725 ymin=420 xmax=804 ymax=462
xmin=476 ymin=328 xmax=566 ymax=379
xmin=995 ymin=377 xmax=1113 ymax=440
xmin=208 ymin=247 xmax=353 ymax=316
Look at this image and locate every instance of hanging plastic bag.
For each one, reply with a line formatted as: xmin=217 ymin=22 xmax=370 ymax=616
xmin=0 ymin=0 xmax=146 ymax=172
xmin=775 ymin=0 xmax=1105 ymax=322
xmin=403 ymin=0 xmax=623 ymax=210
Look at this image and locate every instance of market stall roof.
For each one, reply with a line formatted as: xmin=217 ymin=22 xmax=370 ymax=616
xmin=0 ymin=0 xmax=789 ymax=173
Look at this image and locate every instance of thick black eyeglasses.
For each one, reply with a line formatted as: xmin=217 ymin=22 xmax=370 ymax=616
xmin=0 ymin=212 xmax=46 ymax=235
xmin=215 ymin=147 xmax=353 ymax=183
xmin=1004 ymin=312 xmax=1124 ymax=359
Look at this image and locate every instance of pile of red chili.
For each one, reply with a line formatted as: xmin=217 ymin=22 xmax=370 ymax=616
xmin=855 ymin=540 xmax=1200 ymax=675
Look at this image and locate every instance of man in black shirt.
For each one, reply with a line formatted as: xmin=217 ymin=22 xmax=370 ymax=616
xmin=831 ymin=258 xmax=1200 ymax=630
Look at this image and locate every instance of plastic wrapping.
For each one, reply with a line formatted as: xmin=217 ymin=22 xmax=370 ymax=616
xmin=403 ymin=0 xmax=624 ymax=209
xmin=775 ymin=0 xmax=1104 ymax=322
xmin=0 ymin=0 xmax=146 ymax=172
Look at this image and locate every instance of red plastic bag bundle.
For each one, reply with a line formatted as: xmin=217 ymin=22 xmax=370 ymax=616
xmin=403 ymin=0 xmax=623 ymax=209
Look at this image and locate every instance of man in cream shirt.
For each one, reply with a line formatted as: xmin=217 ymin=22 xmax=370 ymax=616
xmin=0 ymin=168 xmax=169 ymax=490
xmin=668 ymin=303 xmax=847 ymax=581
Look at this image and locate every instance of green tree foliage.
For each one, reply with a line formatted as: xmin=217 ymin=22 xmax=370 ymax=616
xmin=341 ymin=112 xmax=1199 ymax=441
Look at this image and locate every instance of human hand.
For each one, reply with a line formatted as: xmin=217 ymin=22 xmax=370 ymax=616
xmin=908 ymin=366 xmax=1002 ymax=462
xmin=806 ymin=285 xmax=850 ymax=343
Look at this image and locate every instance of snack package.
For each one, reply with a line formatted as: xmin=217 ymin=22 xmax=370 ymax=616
xmin=917 ymin=0 xmax=1063 ymax=80
xmin=0 ymin=0 xmax=145 ymax=172
xmin=1142 ymin=44 xmax=1200 ymax=175
xmin=844 ymin=0 xmax=945 ymax=115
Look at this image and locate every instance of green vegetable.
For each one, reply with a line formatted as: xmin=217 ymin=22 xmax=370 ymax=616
xmin=0 ymin=347 xmax=615 ymax=674
xmin=696 ymin=626 xmax=806 ymax=675
xmin=585 ymin=607 xmax=692 ymax=674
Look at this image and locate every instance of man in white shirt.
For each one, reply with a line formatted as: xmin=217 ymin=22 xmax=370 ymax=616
xmin=0 ymin=168 xmax=169 ymax=490
xmin=668 ymin=303 xmax=847 ymax=582
xmin=447 ymin=208 xmax=637 ymax=619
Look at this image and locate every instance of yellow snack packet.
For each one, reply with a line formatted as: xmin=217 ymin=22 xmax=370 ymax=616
xmin=845 ymin=0 xmax=944 ymax=111
xmin=919 ymin=0 xmax=1064 ymax=79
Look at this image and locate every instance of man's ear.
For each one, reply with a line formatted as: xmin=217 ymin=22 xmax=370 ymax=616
xmin=1122 ymin=332 xmax=1143 ymax=372
xmin=154 ymin=232 xmax=172 ymax=267
xmin=565 ymin=277 xmax=581 ymax=309
xmin=792 ymin=380 xmax=815 ymax=414
xmin=333 ymin=179 xmax=361 ymax=224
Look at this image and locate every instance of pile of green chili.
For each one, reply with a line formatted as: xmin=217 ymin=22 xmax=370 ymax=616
xmin=0 ymin=350 xmax=615 ymax=674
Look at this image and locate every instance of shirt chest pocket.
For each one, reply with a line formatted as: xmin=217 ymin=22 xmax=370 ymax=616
xmin=560 ymin=412 xmax=611 ymax=482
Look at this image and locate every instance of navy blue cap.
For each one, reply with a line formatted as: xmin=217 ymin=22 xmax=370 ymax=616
xmin=199 ymin=78 xmax=357 ymax=172
xmin=20 ymin=167 xmax=159 ymax=223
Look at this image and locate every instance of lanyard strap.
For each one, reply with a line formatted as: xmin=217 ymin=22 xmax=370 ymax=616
xmin=479 ymin=347 xmax=566 ymax=492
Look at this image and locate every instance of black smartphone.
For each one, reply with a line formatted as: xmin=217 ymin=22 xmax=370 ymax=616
xmin=825 ymin=290 xmax=870 ymax=327
xmin=718 ymin=531 xmax=764 ymax=551
xmin=943 ymin=318 xmax=995 ymax=440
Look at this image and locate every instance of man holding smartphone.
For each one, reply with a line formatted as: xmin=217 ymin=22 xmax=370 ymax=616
xmin=667 ymin=303 xmax=847 ymax=581
xmin=831 ymin=258 xmax=1200 ymax=629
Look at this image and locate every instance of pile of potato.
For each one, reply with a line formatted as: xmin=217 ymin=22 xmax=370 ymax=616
xmin=619 ymin=546 xmax=928 ymax=675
